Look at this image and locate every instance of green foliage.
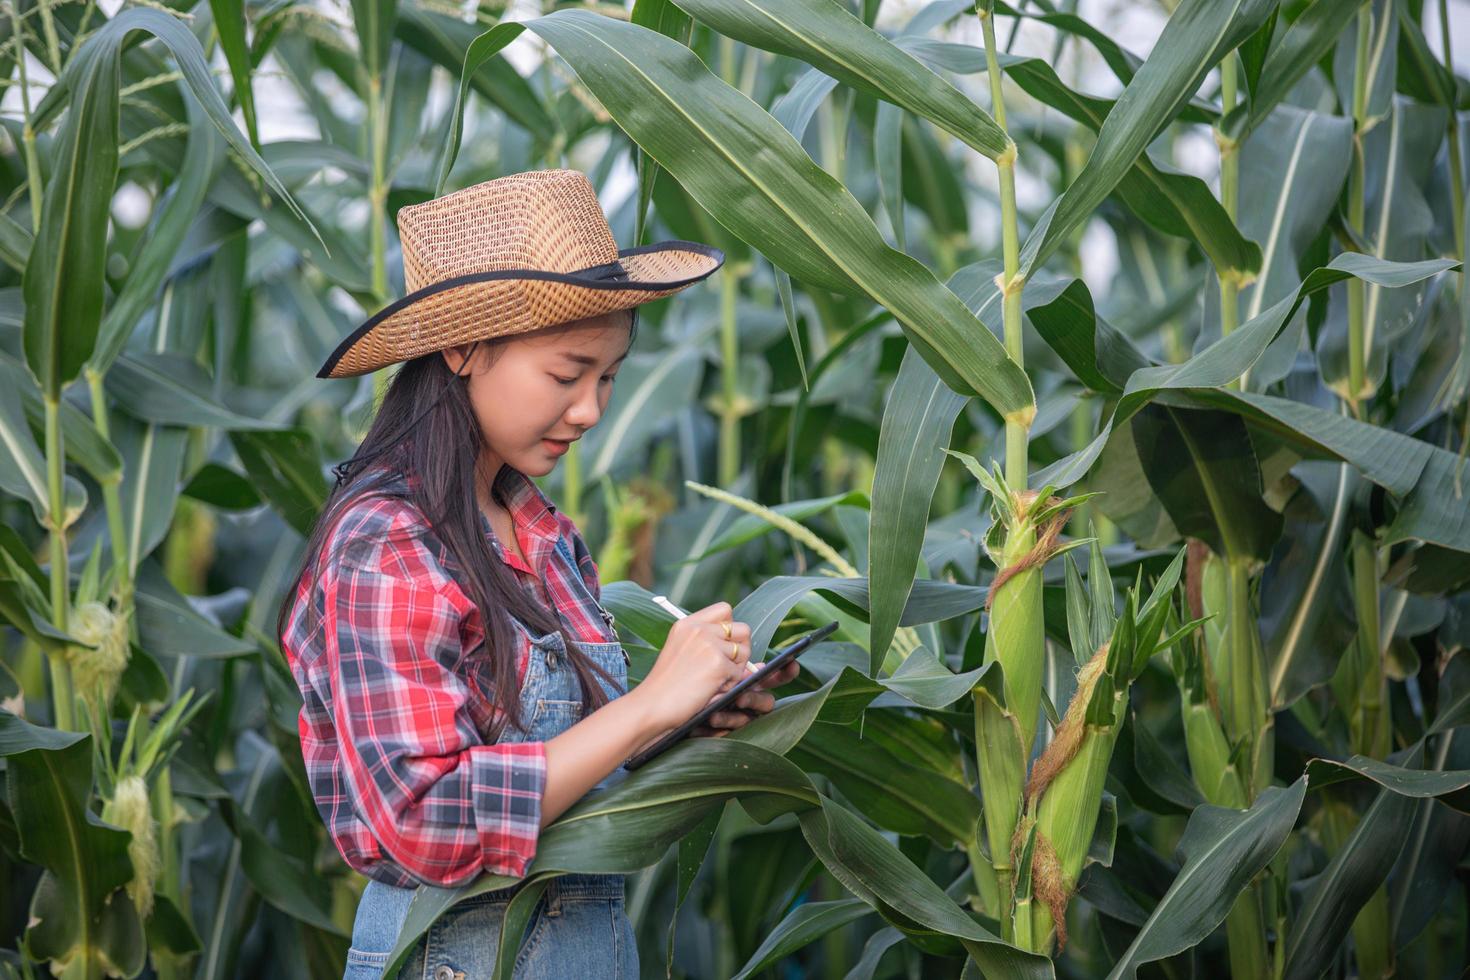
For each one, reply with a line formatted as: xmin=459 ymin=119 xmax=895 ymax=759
xmin=2 ymin=0 xmax=1469 ymax=977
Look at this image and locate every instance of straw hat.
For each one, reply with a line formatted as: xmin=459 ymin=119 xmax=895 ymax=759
xmin=316 ymin=169 xmax=725 ymax=379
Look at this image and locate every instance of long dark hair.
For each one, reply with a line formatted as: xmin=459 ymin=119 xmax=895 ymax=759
xmin=278 ymin=310 xmax=637 ymax=738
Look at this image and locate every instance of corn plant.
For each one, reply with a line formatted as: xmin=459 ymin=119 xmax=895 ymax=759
xmin=4 ymin=0 xmax=1470 ymax=978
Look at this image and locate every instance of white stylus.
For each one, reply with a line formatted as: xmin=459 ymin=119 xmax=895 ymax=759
xmin=651 ymin=594 xmax=761 ymax=673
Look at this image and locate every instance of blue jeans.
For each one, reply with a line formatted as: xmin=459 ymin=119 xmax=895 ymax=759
xmin=344 ymin=873 xmax=636 ymax=979
xmin=343 ymin=535 xmax=637 ymax=979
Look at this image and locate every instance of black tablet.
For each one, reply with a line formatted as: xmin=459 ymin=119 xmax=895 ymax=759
xmin=623 ymin=620 xmax=839 ymax=770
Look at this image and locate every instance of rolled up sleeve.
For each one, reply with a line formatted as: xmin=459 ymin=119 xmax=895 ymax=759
xmin=324 ymin=559 xmax=545 ymax=886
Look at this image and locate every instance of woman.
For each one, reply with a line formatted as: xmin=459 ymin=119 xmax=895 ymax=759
xmin=279 ymin=169 xmax=799 ymax=979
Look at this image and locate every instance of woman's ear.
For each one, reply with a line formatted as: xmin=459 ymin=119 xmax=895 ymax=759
xmin=441 ymin=342 xmax=475 ymax=375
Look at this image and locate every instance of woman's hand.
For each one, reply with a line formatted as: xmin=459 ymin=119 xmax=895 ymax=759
xmin=631 ymin=601 xmax=752 ymax=731
xmin=691 ymin=657 xmax=802 ymax=738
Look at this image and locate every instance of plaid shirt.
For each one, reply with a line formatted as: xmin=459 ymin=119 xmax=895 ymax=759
xmin=280 ymin=463 xmax=617 ymax=888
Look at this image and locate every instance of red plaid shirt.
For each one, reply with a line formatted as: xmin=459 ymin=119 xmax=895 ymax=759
xmin=280 ymin=463 xmax=617 ymax=888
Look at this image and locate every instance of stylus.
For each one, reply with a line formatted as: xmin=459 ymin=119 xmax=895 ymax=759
xmin=651 ymin=594 xmax=761 ymax=673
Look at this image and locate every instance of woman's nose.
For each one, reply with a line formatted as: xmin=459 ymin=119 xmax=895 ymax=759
xmin=565 ymin=385 xmax=603 ymax=428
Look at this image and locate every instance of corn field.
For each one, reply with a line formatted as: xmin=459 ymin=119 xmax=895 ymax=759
xmin=2 ymin=0 xmax=1469 ymax=976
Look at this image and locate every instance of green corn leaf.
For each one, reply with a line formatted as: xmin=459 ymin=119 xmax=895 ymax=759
xmin=1088 ymin=537 xmax=1116 ymax=653
xmin=731 ymin=899 xmax=871 ymax=980
xmin=791 ymin=721 xmax=980 ymax=846
xmin=492 ymin=877 xmax=554 ymax=980
xmin=869 ymin=345 xmax=969 ymax=673
xmin=228 ymin=429 xmax=330 ymax=538
xmin=23 ymin=8 xmax=321 ymax=396
xmin=1064 ymin=553 xmax=1092 ymax=666
xmin=217 ymin=798 xmax=344 ymax=935
xmin=134 ymin=562 xmax=255 ymax=660
xmin=582 ymin=348 xmax=704 ymax=484
xmin=1235 ymin=105 xmax=1354 ymax=389
xmin=1317 ymin=100 xmax=1447 ymax=400
xmin=432 ymin=10 xmax=1033 ymax=420
xmin=680 ymin=490 xmax=869 ymax=563
xmin=1132 ymin=406 xmax=1284 ymax=565
xmin=944 ymin=448 xmax=1010 ymax=510
xmin=1032 ymin=256 xmax=1462 ymax=548
xmin=0 ymin=713 xmax=142 ymax=978
xmin=799 ymin=796 xmax=1052 ymax=979
xmin=899 ymin=38 xmax=1259 ymax=281
xmin=0 ymin=373 xmax=51 ymax=519
xmin=1016 ymin=0 xmax=1276 ymax=280
xmin=397 ymin=3 xmax=556 ymax=150
xmin=1304 ymin=754 xmax=1470 ymax=800
xmin=1107 ymin=779 xmax=1307 ymax=978
xmin=106 ymin=353 xmax=283 ymax=432
xmin=1227 ymin=0 xmax=1368 ymax=137
xmin=668 ymin=0 xmax=1010 ymax=159
xmin=350 ymin=0 xmax=397 ymax=81
xmin=1282 ymin=788 xmax=1417 ymax=980
xmin=112 ymin=413 xmax=188 ymax=575
xmin=91 ymin=82 xmax=223 ymax=375
xmin=209 ymin=0 xmax=261 ymax=148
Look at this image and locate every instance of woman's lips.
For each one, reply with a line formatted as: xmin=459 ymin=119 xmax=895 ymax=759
xmin=543 ymin=438 xmax=570 ymax=455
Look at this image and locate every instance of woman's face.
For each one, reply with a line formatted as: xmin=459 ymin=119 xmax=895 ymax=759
xmin=442 ymin=309 xmax=633 ymax=481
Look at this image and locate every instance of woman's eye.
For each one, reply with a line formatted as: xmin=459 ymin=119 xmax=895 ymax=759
xmin=553 ymin=373 xmax=616 ymax=386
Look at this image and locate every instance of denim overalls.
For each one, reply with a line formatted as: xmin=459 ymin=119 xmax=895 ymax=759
xmin=343 ymin=535 xmax=636 ymax=980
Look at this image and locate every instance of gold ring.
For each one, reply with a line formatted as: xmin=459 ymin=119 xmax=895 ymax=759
xmin=728 ymin=640 xmax=740 ymax=661
xmin=721 ymin=620 xmax=733 ymax=640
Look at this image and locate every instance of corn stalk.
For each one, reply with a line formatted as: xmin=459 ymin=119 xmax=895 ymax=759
xmin=1217 ymin=50 xmax=1241 ymax=360
xmin=958 ymin=3 xmax=1053 ymax=940
xmin=1334 ymin=10 xmax=1395 ymax=972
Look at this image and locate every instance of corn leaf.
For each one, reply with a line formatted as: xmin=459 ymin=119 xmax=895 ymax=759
xmin=24 ymin=8 xmax=320 ymax=396
xmin=900 ymin=38 xmax=1260 ymax=280
xmin=581 ymin=348 xmax=704 ymax=483
xmin=1228 ymin=0 xmax=1368 ymax=137
xmin=1235 ymin=105 xmax=1354 ymax=389
xmin=869 ymin=343 xmax=970 ymax=673
xmin=1282 ymin=788 xmax=1416 ymax=980
xmin=433 ymin=10 xmax=1033 ymax=420
xmin=0 ymin=713 xmax=142 ymax=977
xmin=667 ymin=0 xmax=1011 ymax=159
xmin=1261 ymin=462 xmax=1360 ymax=707
xmin=681 ymin=490 xmax=869 ymax=563
xmin=1130 ymin=406 xmax=1284 ymax=565
xmin=799 ymin=795 xmax=1053 ymax=980
xmin=731 ymin=899 xmax=871 ymax=980
xmin=791 ymin=721 xmax=980 ymax=846
xmin=111 ymin=413 xmax=188 ymax=575
xmin=1316 ymin=100 xmax=1447 ymax=398
xmin=1106 ymin=778 xmax=1307 ymax=979
xmin=91 ymin=88 xmax=223 ymax=376
xmin=1304 ymin=753 xmax=1470 ymax=799
xmin=384 ymin=672 xmax=1047 ymax=979
xmin=134 ymin=562 xmax=255 ymax=660
xmin=1016 ymin=0 xmax=1276 ymax=280
xmin=396 ymin=4 xmax=556 ymax=148
xmin=349 ymin=0 xmax=397 ymax=82
xmin=209 ymin=0 xmax=261 ymax=148
xmin=228 ymin=429 xmax=330 ymax=538
xmin=106 ymin=353 xmax=281 ymax=432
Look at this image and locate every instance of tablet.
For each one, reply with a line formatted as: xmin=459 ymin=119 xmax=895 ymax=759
xmin=623 ymin=620 xmax=839 ymax=770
